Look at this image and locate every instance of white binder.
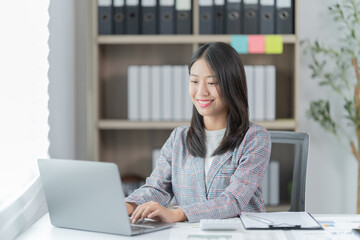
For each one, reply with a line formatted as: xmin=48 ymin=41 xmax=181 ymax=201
xmin=265 ymin=65 xmax=276 ymax=121
xmin=183 ymin=65 xmax=193 ymax=121
xmin=127 ymin=65 xmax=139 ymax=121
xmin=139 ymin=65 xmax=151 ymax=121
xmin=151 ymin=66 xmax=162 ymax=121
xmin=173 ymin=65 xmax=184 ymax=121
xmin=162 ymin=65 xmax=173 ymax=120
xmin=254 ymin=65 xmax=265 ymax=121
xmin=244 ymin=65 xmax=255 ymax=121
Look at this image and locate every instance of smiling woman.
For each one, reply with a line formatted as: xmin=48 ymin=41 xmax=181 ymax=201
xmin=125 ymin=42 xmax=271 ymax=224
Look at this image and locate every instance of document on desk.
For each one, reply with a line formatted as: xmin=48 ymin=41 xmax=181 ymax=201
xmin=240 ymin=212 xmax=322 ymax=230
xmin=170 ymin=222 xmax=287 ymax=240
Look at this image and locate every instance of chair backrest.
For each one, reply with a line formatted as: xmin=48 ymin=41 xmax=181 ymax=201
xmin=269 ymin=131 xmax=310 ymax=212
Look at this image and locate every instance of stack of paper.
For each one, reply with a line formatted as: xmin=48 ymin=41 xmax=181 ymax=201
xmin=240 ymin=212 xmax=322 ymax=229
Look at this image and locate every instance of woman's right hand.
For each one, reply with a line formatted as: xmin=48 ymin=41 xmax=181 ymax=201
xmin=126 ymin=202 xmax=138 ymax=215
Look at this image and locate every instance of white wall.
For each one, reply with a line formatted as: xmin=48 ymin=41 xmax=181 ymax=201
xmin=48 ymin=0 xmax=90 ymax=161
xmin=299 ymin=0 xmax=357 ymax=213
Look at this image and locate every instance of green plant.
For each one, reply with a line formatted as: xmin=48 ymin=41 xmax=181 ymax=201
xmin=301 ymin=0 xmax=360 ymax=212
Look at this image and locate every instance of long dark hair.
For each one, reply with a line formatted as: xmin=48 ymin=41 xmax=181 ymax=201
xmin=186 ymin=42 xmax=249 ymax=158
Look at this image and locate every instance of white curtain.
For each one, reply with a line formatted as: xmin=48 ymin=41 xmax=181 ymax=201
xmin=0 ymin=1 xmax=50 ymax=205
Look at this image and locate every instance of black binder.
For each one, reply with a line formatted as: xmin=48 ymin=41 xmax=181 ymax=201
xmin=243 ymin=0 xmax=259 ymax=34
xmin=199 ymin=0 xmax=214 ymax=34
xmin=275 ymin=0 xmax=293 ymax=34
xmin=98 ymin=0 xmax=113 ymax=35
xmin=159 ymin=0 xmax=175 ymax=34
xmin=225 ymin=0 xmax=242 ymax=34
xmin=214 ymin=0 xmax=225 ymax=34
xmin=259 ymin=0 xmax=275 ymax=34
xmin=141 ymin=0 xmax=157 ymax=34
xmin=113 ymin=0 xmax=125 ymax=34
xmin=176 ymin=0 xmax=192 ymax=34
xmin=126 ymin=0 xmax=140 ymax=34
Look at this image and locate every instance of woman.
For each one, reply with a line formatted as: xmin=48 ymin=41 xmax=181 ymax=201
xmin=125 ymin=42 xmax=271 ymax=223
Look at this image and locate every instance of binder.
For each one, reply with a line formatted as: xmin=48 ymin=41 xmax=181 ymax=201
xmin=139 ymin=66 xmax=151 ymax=121
xmin=113 ymin=0 xmax=125 ymax=34
xmin=127 ymin=65 xmax=139 ymax=121
xmin=269 ymin=161 xmax=279 ymax=206
xmin=162 ymin=66 xmax=173 ymax=120
xmin=175 ymin=0 xmax=192 ymax=34
xmin=275 ymin=0 xmax=293 ymax=34
xmin=183 ymin=66 xmax=193 ymax=120
xmin=259 ymin=0 xmax=275 ymax=34
xmin=254 ymin=65 xmax=265 ymax=121
xmin=98 ymin=0 xmax=113 ymax=35
xmin=225 ymin=0 xmax=242 ymax=34
xmin=152 ymin=149 xmax=161 ymax=170
xmin=199 ymin=0 xmax=214 ymax=34
xmin=151 ymin=66 xmax=162 ymax=121
xmin=244 ymin=65 xmax=255 ymax=121
xmin=214 ymin=0 xmax=225 ymax=34
xmin=159 ymin=0 xmax=175 ymax=34
xmin=173 ymin=66 xmax=184 ymax=121
xmin=243 ymin=0 xmax=259 ymax=34
xmin=126 ymin=0 xmax=140 ymax=34
xmin=265 ymin=65 xmax=276 ymax=121
xmin=262 ymin=162 xmax=270 ymax=205
xmin=141 ymin=0 xmax=157 ymax=34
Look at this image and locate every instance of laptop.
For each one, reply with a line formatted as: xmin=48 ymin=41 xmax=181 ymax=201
xmin=38 ymin=158 xmax=174 ymax=236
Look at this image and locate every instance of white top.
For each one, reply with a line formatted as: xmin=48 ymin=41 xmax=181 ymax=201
xmin=205 ymin=128 xmax=226 ymax=179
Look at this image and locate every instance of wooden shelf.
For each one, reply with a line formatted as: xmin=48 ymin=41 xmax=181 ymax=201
xmin=97 ymin=34 xmax=297 ymax=45
xmin=98 ymin=119 xmax=296 ymax=130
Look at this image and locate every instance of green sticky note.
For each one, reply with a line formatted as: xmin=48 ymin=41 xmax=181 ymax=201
xmin=231 ymin=35 xmax=248 ymax=54
xmin=265 ymin=35 xmax=283 ymax=54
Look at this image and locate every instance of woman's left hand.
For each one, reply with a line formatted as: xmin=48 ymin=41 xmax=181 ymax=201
xmin=130 ymin=201 xmax=187 ymax=223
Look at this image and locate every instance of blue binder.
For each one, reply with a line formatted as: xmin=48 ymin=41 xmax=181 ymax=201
xmin=214 ymin=0 xmax=225 ymax=34
xmin=113 ymin=0 xmax=125 ymax=34
xmin=126 ymin=0 xmax=140 ymax=34
xmin=141 ymin=0 xmax=157 ymax=34
xmin=226 ymin=0 xmax=242 ymax=34
xmin=275 ymin=0 xmax=294 ymax=34
xmin=159 ymin=0 xmax=175 ymax=34
xmin=176 ymin=0 xmax=192 ymax=34
xmin=98 ymin=0 xmax=113 ymax=35
xmin=199 ymin=0 xmax=214 ymax=34
xmin=259 ymin=0 xmax=275 ymax=34
xmin=243 ymin=0 xmax=259 ymax=34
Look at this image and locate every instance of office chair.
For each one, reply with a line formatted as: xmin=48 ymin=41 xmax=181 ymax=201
xmin=269 ymin=131 xmax=310 ymax=212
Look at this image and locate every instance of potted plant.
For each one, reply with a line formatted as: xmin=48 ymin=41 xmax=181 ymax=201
xmin=301 ymin=0 xmax=360 ymax=212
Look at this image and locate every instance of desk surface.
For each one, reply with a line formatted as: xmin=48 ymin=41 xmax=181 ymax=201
xmin=16 ymin=214 xmax=360 ymax=240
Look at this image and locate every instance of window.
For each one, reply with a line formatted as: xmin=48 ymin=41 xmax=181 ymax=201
xmin=0 ymin=1 xmax=50 ymax=205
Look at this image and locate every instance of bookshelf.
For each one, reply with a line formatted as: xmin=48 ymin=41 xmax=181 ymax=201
xmin=90 ymin=0 xmax=299 ymax=210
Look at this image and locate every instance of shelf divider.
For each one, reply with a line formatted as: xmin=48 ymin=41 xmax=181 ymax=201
xmin=98 ymin=119 xmax=296 ymax=130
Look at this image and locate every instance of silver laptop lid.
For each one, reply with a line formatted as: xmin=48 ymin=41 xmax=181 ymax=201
xmin=38 ymin=159 xmax=132 ymax=236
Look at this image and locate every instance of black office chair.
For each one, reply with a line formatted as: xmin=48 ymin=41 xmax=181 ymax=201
xmin=269 ymin=131 xmax=310 ymax=212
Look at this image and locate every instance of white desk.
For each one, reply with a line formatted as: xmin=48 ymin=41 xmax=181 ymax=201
xmin=16 ymin=214 xmax=360 ymax=240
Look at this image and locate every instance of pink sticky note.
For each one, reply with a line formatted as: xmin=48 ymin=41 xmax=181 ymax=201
xmin=248 ymin=35 xmax=265 ymax=54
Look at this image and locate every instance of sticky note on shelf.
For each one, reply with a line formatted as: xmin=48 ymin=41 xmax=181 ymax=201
xmin=248 ymin=35 xmax=265 ymax=54
xmin=231 ymin=35 xmax=248 ymax=54
xmin=265 ymin=35 xmax=283 ymax=54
